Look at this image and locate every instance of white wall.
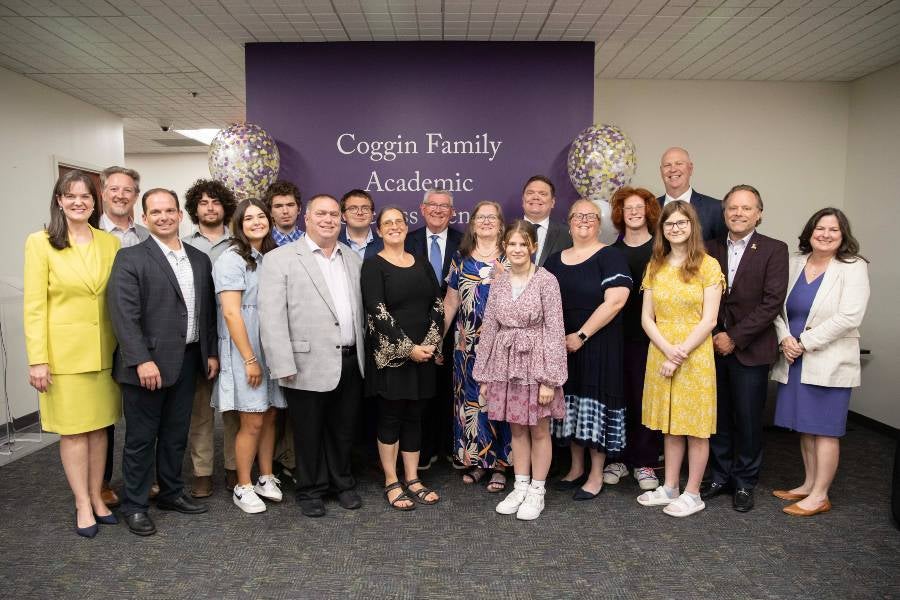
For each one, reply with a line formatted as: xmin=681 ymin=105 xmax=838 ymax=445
xmin=125 ymin=153 xmax=212 ymax=238
xmin=842 ymin=63 xmax=900 ymax=429
xmin=595 ymin=79 xmax=850 ymax=246
xmin=0 ymin=67 xmax=123 ymax=420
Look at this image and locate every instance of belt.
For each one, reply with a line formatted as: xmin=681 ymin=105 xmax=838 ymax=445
xmin=338 ymin=345 xmax=356 ymax=355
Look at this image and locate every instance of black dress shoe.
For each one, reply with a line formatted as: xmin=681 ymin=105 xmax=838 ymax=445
xmin=125 ymin=512 xmax=156 ymax=537
xmin=337 ymin=490 xmax=362 ymax=510
xmin=552 ymin=474 xmax=588 ymax=491
xmin=298 ymin=498 xmax=326 ymax=518
xmin=94 ymin=511 xmax=119 ymax=525
xmin=157 ymin=495 xmax=209 ymax=514
xmin=74 ymin=510 xmax=98 ymax=538
xmin=700 ymin=481 xmax=731 ymax=501
xmin=733 ymin=488 xmax=755 ymax=512
xmin=573 ymin=485 xmax=604 ymax=501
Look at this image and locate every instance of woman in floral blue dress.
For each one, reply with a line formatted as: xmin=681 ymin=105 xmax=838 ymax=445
xmin=443 ymin=201 xmax=512 ymax=492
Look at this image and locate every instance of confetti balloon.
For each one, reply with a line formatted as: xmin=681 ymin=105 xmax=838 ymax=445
xmin=208 ymin=123 xmax=281 ymax=200
xmin=567 ymin=124 xmax=637 ymax=203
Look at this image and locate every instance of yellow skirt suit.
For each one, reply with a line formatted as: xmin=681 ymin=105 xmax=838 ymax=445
xmin=641 ymin=255 xmax=724 ymax=438
xmin=23 ymin=227 xmax=121 ymax=435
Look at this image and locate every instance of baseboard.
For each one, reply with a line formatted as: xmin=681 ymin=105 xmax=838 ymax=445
xmin=848 ymin=410 xmax=900 ymax=440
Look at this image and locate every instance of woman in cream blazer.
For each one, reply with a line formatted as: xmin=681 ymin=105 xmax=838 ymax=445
xmin=770 ymin=208 xmax=869 ymax=517
xmin=24 ymin=171 xmax=121 ymax=537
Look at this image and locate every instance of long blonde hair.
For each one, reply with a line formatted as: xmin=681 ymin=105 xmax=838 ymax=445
xmin=646 ymin=200 xmax=707 ymax=283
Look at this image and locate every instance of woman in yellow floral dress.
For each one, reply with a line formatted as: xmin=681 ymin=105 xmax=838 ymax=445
xmin=636 ymin=200 xmax=723 ymax=517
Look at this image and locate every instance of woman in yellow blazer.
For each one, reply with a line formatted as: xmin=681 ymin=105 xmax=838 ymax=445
xmin=24 ymin=170 xmax=121 ymax=537
xmin=770 ymin=207 xmax=870 ymax=517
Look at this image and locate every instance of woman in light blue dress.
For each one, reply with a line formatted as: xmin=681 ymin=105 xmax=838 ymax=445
xmin=213 ymin=198 xmax=286 ymax=514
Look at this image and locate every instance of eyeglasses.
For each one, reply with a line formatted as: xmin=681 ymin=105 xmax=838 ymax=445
xmin=570 ymin=213 xmax=600 ymax=223
xmin=424 ymin=202 xmax=452 ymax=212
xmin=474 ymin=215 xmax=499 ymax=223
xmin=663 ymin=219 xmax=690 ymax=230
xmin=344 ymin=206 xmax=372 ymax=215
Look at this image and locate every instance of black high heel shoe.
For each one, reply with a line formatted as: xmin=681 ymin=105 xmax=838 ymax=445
xmin=94 ymin=511 xmax=118 ymax=525
xmin=75 ymin=509 xmax=99 ymax=538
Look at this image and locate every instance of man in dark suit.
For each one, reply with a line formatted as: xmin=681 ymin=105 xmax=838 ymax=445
xmin=107 ymin=188 xmax=219 ymax=536
xmin=405 ymin=188 xmax=463 ymax=468
xmin=338 ymin=189 xmax=383 ymax=260
xmin=521 ymin=175 xmax=573 ymax=266
xmin=657 ymin=147 xmax=727 ymax=241
xmin=702 ymin=185 xmax=789 ymax=512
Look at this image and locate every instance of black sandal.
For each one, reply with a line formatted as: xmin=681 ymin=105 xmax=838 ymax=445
xmin=383 ymin=481 xmax=415 ymax=511
xmin=462 ymin=467 xmax=487 ymax=485
xmin=403 ymin=478 xmax=440 ymax=505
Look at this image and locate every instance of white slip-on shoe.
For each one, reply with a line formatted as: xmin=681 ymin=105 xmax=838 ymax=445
xmin=663 ymin=492 xmax=706 ymax=517
xmin=637 ymin=486 xmax=677 ymax=507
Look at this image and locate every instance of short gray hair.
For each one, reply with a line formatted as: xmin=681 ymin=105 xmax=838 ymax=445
xmin=422 ymin=188 xmax=453 ymax=205
xmin=100 ymin=166 xmax=141 ymax=192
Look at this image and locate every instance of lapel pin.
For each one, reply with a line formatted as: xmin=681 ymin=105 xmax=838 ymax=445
xmin=751 ymin=243 xmax=757 ymax=250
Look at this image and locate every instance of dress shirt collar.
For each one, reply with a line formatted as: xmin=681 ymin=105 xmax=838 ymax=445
xmin=150 ymin=234 xmax=185 ymax=257
xmin=524 ymin=216 xmax=550 ymax=229
xmin=425 ymin=226 xmax=448 ymax=242
xmin=304 ymin=233 xmax=342 ymax=259
xmin=727 ymin=229 xmax=755 ymax=246
xmin=99 ymin=212 xmax=136 ymax=233
xmin=664 ymin=187 xmax=693 ymax=204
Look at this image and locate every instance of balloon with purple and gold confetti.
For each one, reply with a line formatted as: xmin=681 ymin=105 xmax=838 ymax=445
xmin=567 ymin=124 xmax=636 ymax=204
xmin=209 ymin=123 xmax=281 ymax=200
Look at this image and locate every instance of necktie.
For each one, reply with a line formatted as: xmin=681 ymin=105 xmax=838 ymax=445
xmin=531 ymin=222 xmax=542 ymax=262
xmin=429 ymin=234 xmax=442 ymax=281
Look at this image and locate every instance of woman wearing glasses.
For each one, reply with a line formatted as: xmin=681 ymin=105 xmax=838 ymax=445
xmin=544 ymin=199 xmax=632 ymax=501
xmin=444 ymin=201 xmax=512 ymax=492
xmin=636 ymin=200 xmax=723 ymax=517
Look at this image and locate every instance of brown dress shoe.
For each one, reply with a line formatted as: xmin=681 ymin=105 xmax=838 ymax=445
xmin=101 ymin=483 xmax=120 ymax=508
xmin=773 ymin=489 xmax=808 ymax=501
xmin=191 ymin=475 xmax=214 ymax=498
xmin=225 ymin=469 xmax=237 ymax=490
xmin=149 ymin=482 xmax=160 ymax=500
xmin=783 ymin=499 xmax=832 ymax=516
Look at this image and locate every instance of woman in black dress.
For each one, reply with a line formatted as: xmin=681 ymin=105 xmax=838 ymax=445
xmin=362 ymin=206 xmax=444 ymax=511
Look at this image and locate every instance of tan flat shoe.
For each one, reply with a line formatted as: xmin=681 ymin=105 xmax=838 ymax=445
xmin=783 ymin=499 xmax=832 ymax=516
xmin=772 ymin=489 xmax=808 ymax=501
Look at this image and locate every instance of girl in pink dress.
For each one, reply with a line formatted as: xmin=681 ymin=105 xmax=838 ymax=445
xmin=472 ymin=221 xmax=567 ymax=520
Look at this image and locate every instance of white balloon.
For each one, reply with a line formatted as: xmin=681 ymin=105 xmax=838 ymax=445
xmin=593 ymin=200 xmax=618 ymax=244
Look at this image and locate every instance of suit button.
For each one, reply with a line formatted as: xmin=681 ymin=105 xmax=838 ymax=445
xmin=334 ymin=322 xmax=339 ymax=326
xmin=182 ymin=313 xmax=187 ymax=317
xmin=335 ymin=345 xmax=340 ymax=349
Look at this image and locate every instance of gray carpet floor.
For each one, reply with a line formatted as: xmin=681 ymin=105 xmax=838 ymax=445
xmin=1 ymin=420 xmax=898 ymax=599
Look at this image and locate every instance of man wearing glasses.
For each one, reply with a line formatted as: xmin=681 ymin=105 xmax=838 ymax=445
xmin=338 ymin=189 xmax=383 ymax=260
xmin=405 ymin=188 xmax=463 ymax=469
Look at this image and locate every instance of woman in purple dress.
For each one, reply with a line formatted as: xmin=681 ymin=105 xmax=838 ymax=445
xmin=473 ymin=221 xmax=567 ymax=520
xmin=771 ymin=208 xmax=869 ymax=517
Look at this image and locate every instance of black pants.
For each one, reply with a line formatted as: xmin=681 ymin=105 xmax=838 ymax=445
xmin=708 ymin=354 xmax=770 ymax=489
xmin=120 ymin=343 xmax=200 ymax=516
xmin=104 ymin=424 xmax=115 ymax=483
xmin=622 ymin=339 xmax=662 ymax=468
xmin=419 ymin=333 xmax=454 ymax=462
xmin=377 ymin=396 xmax=426 ymax=452
xmin=283 ymin=352 xmax=362 ymax=501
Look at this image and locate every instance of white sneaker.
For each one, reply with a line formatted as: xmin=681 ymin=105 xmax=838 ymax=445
xmin=496 ymin=481 xmax=529 ymax=515
xmin=602 ymin=462 xmax=629 ymax=484
xmin=634 ymin=467 xmax=660 ymax=491
xmin=233 ymin=484 xmax=266 ymax=513
xmin=516 ymin=486 xmax=546 ymax=521
xmin=254 ymin=475 xmax=283 ymax=502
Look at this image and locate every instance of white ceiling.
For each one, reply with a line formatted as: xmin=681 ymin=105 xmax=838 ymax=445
xmin=1 ymin=0 xmax=898 ymax=153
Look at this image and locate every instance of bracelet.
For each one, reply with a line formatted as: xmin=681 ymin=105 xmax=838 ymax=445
xmin=244 ymin=355 xmax=258 ymax=365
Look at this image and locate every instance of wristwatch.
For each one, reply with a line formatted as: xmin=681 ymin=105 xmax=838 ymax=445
xmin=577 ymin=331 xmax=588 ymax=343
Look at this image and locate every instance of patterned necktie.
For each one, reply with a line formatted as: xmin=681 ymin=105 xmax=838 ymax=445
xmin=429 ymin=234 xmax=442 ymax=281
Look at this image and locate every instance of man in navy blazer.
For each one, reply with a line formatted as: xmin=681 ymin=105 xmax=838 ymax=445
xmin=702 ymin=185 xmax=788 ymax=512
xmin=107 ymin=189 xmax=218 ymax=536
xmin=657 ymin=147 xmax=727 ymax=241
xmin=338 ymin=189 xmax=383 ymax=260
xmin=405 ymin=188 xmax=463 ymax=468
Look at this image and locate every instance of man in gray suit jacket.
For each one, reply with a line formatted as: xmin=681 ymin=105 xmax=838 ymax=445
xmin=522 ymin=175 xmax=573 ymax=266
xmin=259 ymin=194 xmax=366 ymax=518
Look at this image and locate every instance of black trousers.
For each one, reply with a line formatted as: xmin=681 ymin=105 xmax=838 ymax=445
xmin=419 ymin=333 xmax=454 ymax=462
xmin=283 ymin=352 xmax=362 ymax=501
xmin=377 ymin=396 xmax=426 ymax=452
xmin=104 ymin=424 xmax=115 ymax=483
xmin=708 ymin=353 xmax=771 ymax=489
xmin=120 ymin=343 xmax=200 ymax=516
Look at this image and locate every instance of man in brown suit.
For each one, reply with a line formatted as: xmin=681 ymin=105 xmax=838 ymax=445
xmin=702 ymin=185 xmax=789 ymax=512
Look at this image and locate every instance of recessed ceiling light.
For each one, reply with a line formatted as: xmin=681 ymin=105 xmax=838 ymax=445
xmin=175 ymin=128 xmax=221 ymax=145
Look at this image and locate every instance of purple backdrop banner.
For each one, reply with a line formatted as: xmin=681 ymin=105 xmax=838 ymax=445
xmin=246 ymin=42 xmax=593 ymax=225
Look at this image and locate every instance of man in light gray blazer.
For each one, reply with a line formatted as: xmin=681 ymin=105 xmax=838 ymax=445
xmin=258 ymin=194 xmax=366 ymax=518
